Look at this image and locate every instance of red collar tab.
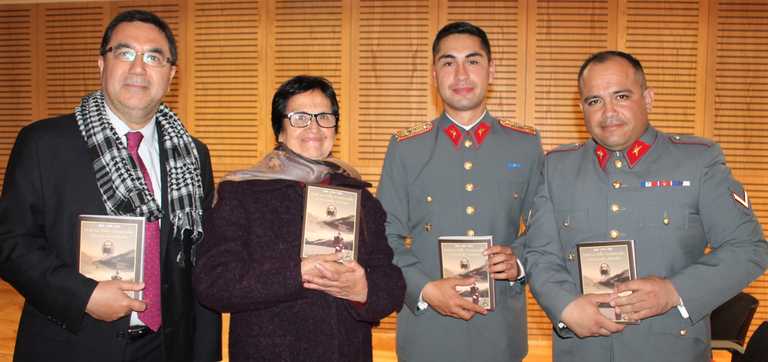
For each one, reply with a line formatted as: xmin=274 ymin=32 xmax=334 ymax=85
xmin=443 ymin=123 xmax=462 ymax=147
xmin=595 ymin=145 xmax=609 ymax=169
xmin=626 ymin=139 xmax=650 ymax=168
xmin=474 ymin=122 xmax=491 ymax=145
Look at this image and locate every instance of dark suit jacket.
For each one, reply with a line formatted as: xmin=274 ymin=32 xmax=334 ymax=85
xmin=0 ymin=114 xmax=222 ymax=362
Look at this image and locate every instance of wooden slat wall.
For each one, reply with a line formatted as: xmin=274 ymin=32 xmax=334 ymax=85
xmin=528 ymin=0 xmax=611 ymax=151
xmin=41 ymin=3 xmax=105 ymax=118
xmin=188 ymin=0 xmax=262 ymax=180
xmin=351 ymin=0 xmax=433 ymax=183
xmin=623 ymin=0 xmax=705 ymax=136
xmin=0 ymin=0 xmax=767 ymax=351
xmin=0 ymin=5 xmax=34 ymax=189
xmin=707 ymin=0 xmax=768 ymax=339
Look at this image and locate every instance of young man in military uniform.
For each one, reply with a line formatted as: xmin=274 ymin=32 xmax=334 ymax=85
xmin=524 ymin=50 xmax=768 ymax=362
xmin=377 ymin=22 xmax=544 ymax=362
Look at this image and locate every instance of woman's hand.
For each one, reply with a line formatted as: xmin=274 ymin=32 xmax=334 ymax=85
xmin=300 ymin=254 xmax=339 ymax=280
xmin=302 ymin=257 xmax=368 ymax=303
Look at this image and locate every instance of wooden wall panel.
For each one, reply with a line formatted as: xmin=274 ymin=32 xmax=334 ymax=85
xmin=623 ymin=0 xmax=704 ymax=135
xmin=270 ymin=0 xmax=345 ymax=158
xmin=709 ymin=0 xmax=768 ymax=173
xmin=445 ymin=0 xmax=526 ymax=123
xmin=351 ymin=0 xmax=433 ymax=171
xmin=40 ymin=3 xmax=106 ymax=118
xmin=528 ymin=0 xmax=612 ymax=151
xmin=188 ymin=0 xmax=262 ymax=181
xmin=708 ymin=0 xmax=768 ymax=340
xmin=0 ymin=5 xmax=34 ymax=189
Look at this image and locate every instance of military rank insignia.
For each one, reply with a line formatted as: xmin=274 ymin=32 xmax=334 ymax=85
xmin=732 ymin=189 xmax=750 ymax=209
xmin=498 ymin=119 xmax=537 ymax=135
xmin=395 ymin=122 xmax=433 ymax=142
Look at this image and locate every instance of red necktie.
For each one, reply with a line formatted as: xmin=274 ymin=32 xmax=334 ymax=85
xmin=126 ymin=131 xmax=162 ymax=331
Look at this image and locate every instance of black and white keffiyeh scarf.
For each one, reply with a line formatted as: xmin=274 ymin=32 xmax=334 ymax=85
xmin=75 ymin=90 xmax=205 ymax=265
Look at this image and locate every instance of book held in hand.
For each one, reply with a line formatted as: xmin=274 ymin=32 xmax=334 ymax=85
xmin=78 ymin=214 xmax=145 ymax=299
xmin=576 ymin=239 xmax=638 ymax=324
xmin=439 ymin=236 xmax=495 ymax=310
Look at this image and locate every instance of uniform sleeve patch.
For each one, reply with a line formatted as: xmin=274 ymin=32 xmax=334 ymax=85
xmin=395 ymin=122 xmax=433 ymax=142
xmin=498 ymin=119 xmax=537 ymax=135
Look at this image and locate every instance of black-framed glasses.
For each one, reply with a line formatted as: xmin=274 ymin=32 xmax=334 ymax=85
xmin=104 ymin=46 xmax=173 ymax=68
xmin=285 ymin=111 xmax=338 ymax=128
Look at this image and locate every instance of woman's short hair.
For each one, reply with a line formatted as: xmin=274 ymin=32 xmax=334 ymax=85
xmin=271 ymin=75 xmax=340 ymax=139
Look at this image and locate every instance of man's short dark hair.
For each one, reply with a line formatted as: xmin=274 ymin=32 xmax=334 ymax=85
xmin=271 ymin=75 xmax=340 ymax=139
xmin=578 ymin=50 xmax=647 ymax=92
xmin=432 ymin=21 xmax=492 ymax=62
xmin=99 ymin=9 xmax=178 ymax=66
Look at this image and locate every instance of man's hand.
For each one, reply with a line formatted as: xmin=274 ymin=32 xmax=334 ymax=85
xmin=613 ymin=276 xmax=680 ymax=321
xmin=85 ymin=280 xmax=146 ymax=322
xmin=561 ymin=294 xmax=625 ymax=338
xmin=484 ymin=245 xmax=519 ymax=280
xmin=302 ymin=259 xmax=368 ymax=303
xmin=422 ymin=277 xmax=487 ymax=320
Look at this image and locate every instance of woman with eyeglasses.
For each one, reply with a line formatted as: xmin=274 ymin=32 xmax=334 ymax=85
xmin=193 ymin=75 xmax=405 ymax=361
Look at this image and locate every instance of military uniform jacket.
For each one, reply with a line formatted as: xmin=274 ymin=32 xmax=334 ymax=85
xmin=377 ymin=112 xmax=544 ymax=362
xmin=524 ymin=126 xmax=768 ymax=362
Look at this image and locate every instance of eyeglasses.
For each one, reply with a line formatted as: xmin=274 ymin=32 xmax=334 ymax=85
xmin=104 ymin=46 xmax=173 ymax=67
xmin=285 ymin=111 xmax=338 ymax=128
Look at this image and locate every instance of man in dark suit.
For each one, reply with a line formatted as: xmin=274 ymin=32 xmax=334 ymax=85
xmin=0 ymin=10 xmax=221 ymax=362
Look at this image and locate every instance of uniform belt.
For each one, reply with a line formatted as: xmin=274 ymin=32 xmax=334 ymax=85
xmin=118 ymin=325 xmax=154 ymax=340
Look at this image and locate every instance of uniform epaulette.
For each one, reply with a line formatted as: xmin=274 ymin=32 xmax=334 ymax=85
xmin=546 ymin=143 xmax=583 ymax=156
xmin=669 ymin=134 xmax=713 ymax=147
xmin=498 ymin=119 xmax=537 ymax=135
xmin=394 ymin=122 xmax=433 ymax=142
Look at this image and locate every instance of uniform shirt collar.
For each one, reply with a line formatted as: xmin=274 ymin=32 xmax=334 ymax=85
xmin=106 ymin=104 xmax=158 ymax=145
xmin=594 ymin=126 xmax=657 ymax=169
xmin=441 ymin=110 xmax=493 ymax=148
xmin=446 ymin=110 xmax=487 ymax=131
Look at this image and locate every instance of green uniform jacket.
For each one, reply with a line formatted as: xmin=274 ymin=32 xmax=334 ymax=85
xmin=377 ymin=112 xmax=544 ymax=362
xmin=524 ymin=126 xmax=768 ymax=362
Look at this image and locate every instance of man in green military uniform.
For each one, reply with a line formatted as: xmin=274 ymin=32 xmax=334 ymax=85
xmin=377 ymin=22 xmax=544 ymax=362
xmin=524 ymin=50 xmax=768 ymax=362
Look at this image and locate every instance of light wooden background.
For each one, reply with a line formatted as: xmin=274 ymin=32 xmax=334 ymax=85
xmin=0 ymin=0 xmax=766 ymax=357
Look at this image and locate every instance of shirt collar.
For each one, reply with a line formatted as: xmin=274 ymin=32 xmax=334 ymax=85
xmin=446 ymin=110 xmax=487 ymax=131
xmin=106 ymin=104 xmax=158 ymax=147
xmin=441 ymin=111 xmax=493 ymax=148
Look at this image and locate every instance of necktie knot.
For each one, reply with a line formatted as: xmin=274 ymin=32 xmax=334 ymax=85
xmin=126 ymin=131 xmax=144 ymax=154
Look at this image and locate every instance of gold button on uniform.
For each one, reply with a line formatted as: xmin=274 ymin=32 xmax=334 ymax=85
xmin=464 ymin=161 xmax=473 ymax=170
xmin=424 ymin=223 xmax=432 ymax=232
xmin=466 ymin=229 xmax=476 ymax=236
xmin=567 ymin=251 xmax=576 ymax=261
xmin=609 ymin=229 xmax=620 ymax=239
xmin=562 ymin=218 xmax=570 ymax=228
xmin=610 ymin=203 xmax=620 ymax=213
xmin=426 ymin=195 xmax=432 ymax=203
xmin=464 ymin=139 xmax=473 ymax=148
xmin=614 ymin=159 xmax=624 ymax=168
xmin=466 ymin=206 xmax=476 ymax=215
xmin=465 ymin=183 xmax=474 ymax=192
xmin=679 ymin=329 xmax=687 ymax=336
xmin=512 ymin=192 xmax=519 ymax=199
xmin=612 ymin=180 xmax=622 ymax=189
